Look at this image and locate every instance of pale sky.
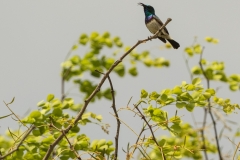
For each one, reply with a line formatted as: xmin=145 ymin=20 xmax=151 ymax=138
xmin=0 ymin=1 xmax=240 ymax=159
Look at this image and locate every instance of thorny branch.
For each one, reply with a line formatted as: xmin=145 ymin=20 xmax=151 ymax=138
xmin=199 ymin=47 xmax=223 ymax=160
xmin=43 ymin=18 xmax=173 ymax=160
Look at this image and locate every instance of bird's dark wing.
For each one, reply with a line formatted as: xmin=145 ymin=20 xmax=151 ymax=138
xmin=158 ymin=37 xmax=166 ymax=43
xmin=153 ymin=15 xmax=169 ymax=35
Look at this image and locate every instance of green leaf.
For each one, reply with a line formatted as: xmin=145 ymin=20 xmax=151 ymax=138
xmin=80 ymin=33 xmax=88 ymax=39
xmin=192 ymin=77 xmax=201 ymax=85
xmin=186 ymin=84 xmax=195 ymax=91
xmin=32 ymin=129 xmax=41 ymax=136
xmin=82 ymin=112 xmax=91 ymax=120
xmin=203 ymin=92 xmax=211 ymax=99
xmin=103 ymin=88 xmax=112 ymax=100
xmin=106 ymin=140 xmax=113 ymax=146
xmin=184 ymin=47 xmax=193 ymax=56
xmin=229 ymin=84 xmax=239 ymax=91
xmin=62 ymin=102 xmax=69 ymax=109
xmin=71 ymin=125 xmax=80 ymax=133
xmin=37 ymin=100 xmax=45 ymax=107
xmin=180 ymin=92 xmax=192 ymax=100
xmin=170 ymin=116 xmax=181 ymax=124
xmin=205 ymin=36 xmax=213 ymax=42
xmin=149 ymin=91 xmax=160 ymax=100
xmin=193 ymin=44 xmax=202 ymax=54
xmin=71 ymin=44 xmax=78 ymax=50
xmin=97 ymin=139 xmax=106 ymax=147
xmin=42 ymin=135 xmax=55 ymax=144
xmin=161 ymin=94 xmax=168 ymax=101
xmin=191 ymin=66 xmax=202 ymax=74
xmin=170 ymin=124 xmax=181 ymax=134
xmin=64 ymin=98 xmax=74 ymax=107
xmin=90 ymin=140 xmax=99 ymax=150
xmin=77 ymin=140 xmax=89 ymax=150
xmin=102 ymin=32 xmax=110 ymax=38
xmin=70 ymin=104 xmax=82 ymax=111
xmin=52 ymin=99 xmax=61 ymax=108
xmin=90 ymin=32 xmax=99 ymax=40
xmin=205 ymin=88 xmax=215 ymax=96
xmin=96 ymin=115 xmax=103 ymax=121
xmin=176 ymin=102 xmax=186 ymax=109
xmin=47 ymin=94 xmax=54 ymax=102
xmin=99 ymin=144 xmax=108 ymax=152
xmin=235 ymin=131 xmax=240 ymax=137
xmin=52 ymin=108 xmax=63 ymax=117
xmin=128 ymin=66 xmax=138 ymax=76
xmin=158 ymin=139 xmax=166 ymax=147
xmin=186 ymin=103 xmax=195 ymax=112
xmin=172 ymin=86 xmax=182 ymax=95
xmin=105 ymin=38 xmax=113 ymax=48
xmin=114 ymin=63 xmax=125 ymax=77
xmin=29 ymin=111 xmax=41 ymax=119
xmin=141 ymin=89 xmax=148 ymax=98
xmin=106 ymin=147 xmax=115 ymax=155
xmin=143 ymin=57 xmax=153 ymax=67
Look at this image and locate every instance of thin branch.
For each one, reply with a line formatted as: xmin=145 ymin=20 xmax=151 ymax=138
xmin=132 ymin=122 xmax=148 ymax=154
xmin=42 ymin=18 xmax=172 ymax=160
xmin=61 ymin=67 xmax=72 ymax=101
xmin=0 ymin=126 xmax=35 ymax=159
xmin=3 ymin=98 xmax=29 ymax=129
xmin=95 ymin=70 xmax=120 ymax=160
xmin=199 ymin=47 xmax=223 ymax=160
xmin=110 ymin=112 xmax=138 ymax=137
xmin=198 ymin=47 xmax=209 ymax=160
xmin=182 ymin=53 xmax=193 ymax=81
xmin=49 ymin=120 xmax=82 ymax=160
xmin=201 ymin=107 xmax=208 ymax=160
xmin=134 ymin=102 xmax=165 ymax=159
xmin=211 ymin=108 xmax=231 ymax=131
xmin=233 ymin=142 xmax=240 ymax=160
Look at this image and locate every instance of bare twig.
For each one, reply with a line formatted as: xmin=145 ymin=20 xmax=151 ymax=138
xmin=95 ymin=70 xmax=120 ymax=160
xmin=110 ymin=112 xmax=138 ymax=137
xmin=61 ymin=67 xmax=72 ymax=101
xmin=3 ymin=98 xmax=29 ymax=129
xmin=134 ymin=102 xmax=165 ymax=159
xmin=49 ymin=121 xmax=82 ymax=160
xmin=199 ymin=47 xmax=223 ymax=160
xmin=43 ymin=18 xmax=172 ymax=160
xmin=198 ymin=47 xmax=208 ymax=160
xmin=61 ymin=130 xmax=82 ymax=160
xmin=211 ymin=108 xmax=231 ymax=131
xmin=233 ymin=142 xmax=240 ymax=160
xmin=182 ymin=53 xmax=193 ymax=81
xmin=132 ymin=122 xmax=148 ymax=154
xmin=201 ymin=107 xmax=208 ymax=159
xmin=0 ymin=126 xmax=35 ymax=159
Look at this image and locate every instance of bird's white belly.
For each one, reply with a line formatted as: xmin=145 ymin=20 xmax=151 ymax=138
xmin=146 ymin=19 xmax=160 ymax=34
xmin=146 ymin=19 xmax=170 ymax=39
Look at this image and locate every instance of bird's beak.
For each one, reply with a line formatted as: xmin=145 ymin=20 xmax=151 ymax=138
xmin=138 ymin=3 xmax=145 ymax=6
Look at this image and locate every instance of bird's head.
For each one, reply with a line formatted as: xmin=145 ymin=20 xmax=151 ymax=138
xmin=138 ymin=3 xmax=155 ymax=15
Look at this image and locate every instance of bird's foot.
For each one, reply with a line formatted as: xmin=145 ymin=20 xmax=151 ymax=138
xmin=148 ymin=36 xmax=153 ymax=41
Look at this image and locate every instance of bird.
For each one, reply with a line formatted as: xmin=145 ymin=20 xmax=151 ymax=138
xmin=138 ymin=3 xmax=180 ymax=49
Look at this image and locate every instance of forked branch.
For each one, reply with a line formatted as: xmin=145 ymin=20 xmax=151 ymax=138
xmin=43 ymin=18 xmax=172 ymax=160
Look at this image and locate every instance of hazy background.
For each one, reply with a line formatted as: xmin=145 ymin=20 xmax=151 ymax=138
xmin=0 ymin=1 xmax=240 ymax=159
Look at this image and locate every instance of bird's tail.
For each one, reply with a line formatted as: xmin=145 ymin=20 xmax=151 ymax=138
xmin=167 ymin=39 xmax=180 ymax=49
